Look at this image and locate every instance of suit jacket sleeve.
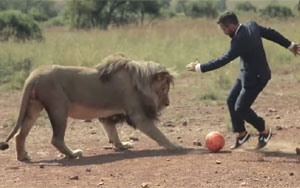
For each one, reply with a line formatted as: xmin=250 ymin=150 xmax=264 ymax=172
xmin=200 ymin=38 xmax=241 ymax=73
xmin=257 ymin=23 xmax=291 ymax=48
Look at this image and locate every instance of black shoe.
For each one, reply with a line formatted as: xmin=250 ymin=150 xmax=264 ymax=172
xmin=230 ymin=132 xmax=251 ymax=149
xmin=256 ymin=129 xmax=272 ymax=150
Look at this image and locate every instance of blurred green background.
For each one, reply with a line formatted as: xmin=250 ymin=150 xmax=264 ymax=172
xmin=0 ymin=0 xmax=299 ymax=94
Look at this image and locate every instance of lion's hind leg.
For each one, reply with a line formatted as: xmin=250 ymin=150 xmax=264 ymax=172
xmin=15 ymin=99 xmax=43 ymax=161
xmin=46 ymin=106 xmax=83 ymax=159
xmin=99 ymin=116 xmax=133 ymax=150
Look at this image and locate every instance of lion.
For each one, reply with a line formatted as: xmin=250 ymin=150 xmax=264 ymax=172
xmin=0 ymin=54 xmax=183 ymax=161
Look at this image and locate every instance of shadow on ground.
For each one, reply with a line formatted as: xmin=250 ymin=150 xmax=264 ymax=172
xmin=29 ymin=148 xmax=232 ymax=167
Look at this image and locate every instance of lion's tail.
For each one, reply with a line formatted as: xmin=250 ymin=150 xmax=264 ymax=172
xmin=0 ymin=79 xmax=35 ymax=151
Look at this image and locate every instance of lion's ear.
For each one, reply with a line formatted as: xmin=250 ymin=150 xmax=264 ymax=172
xmin=153 ymin=72 xmax=174 ymax=86
xmin=153 ymin=72 xmax=168 ymax=81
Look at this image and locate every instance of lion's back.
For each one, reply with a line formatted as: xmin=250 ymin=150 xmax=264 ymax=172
xmin=27 ymin=65 xmax=136 ymax=110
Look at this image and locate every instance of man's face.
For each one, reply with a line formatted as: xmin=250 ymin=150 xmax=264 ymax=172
xmin=219 ymin=23 xmax=236 ymax=38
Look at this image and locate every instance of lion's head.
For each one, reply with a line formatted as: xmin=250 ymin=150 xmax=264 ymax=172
xmin=95 ymin=54 xmax=174 ymax=120
xmin=151 ymin=72 xmax=173 ymax=112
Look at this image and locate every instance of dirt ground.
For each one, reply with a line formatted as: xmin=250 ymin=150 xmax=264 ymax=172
xmin=1 ymin=72 xmax=300 ymax=188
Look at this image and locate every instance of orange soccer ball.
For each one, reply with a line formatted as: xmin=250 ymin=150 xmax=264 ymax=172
xmin=205 ymin=131 xmax=225 ymax=152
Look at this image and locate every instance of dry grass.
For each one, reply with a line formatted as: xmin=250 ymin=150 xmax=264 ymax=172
xmin=0 ymin=14 xmax=299 ymax=101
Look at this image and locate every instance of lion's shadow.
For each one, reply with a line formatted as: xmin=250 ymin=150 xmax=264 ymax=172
xmin=30 ymin=148 xmax=230 ymax=167
xmin=28 ymin=148 xmax=299 ymax=166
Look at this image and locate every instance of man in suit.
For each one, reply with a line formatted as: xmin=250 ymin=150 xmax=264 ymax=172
xmin=186 ymin=11 xmax=300 ymax=149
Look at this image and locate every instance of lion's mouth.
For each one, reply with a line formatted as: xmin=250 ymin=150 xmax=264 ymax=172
xmin=157 ymin=106 xmax=167 ymax=116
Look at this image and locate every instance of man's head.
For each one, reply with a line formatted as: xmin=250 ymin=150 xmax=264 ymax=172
xmin=217 ymin=11 xmax=239 ymax=38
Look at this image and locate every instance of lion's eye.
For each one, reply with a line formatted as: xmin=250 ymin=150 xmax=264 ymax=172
xmin=162 ymin=87 xmax=168 ymax=93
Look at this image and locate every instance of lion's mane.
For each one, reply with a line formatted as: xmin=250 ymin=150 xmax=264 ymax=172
xmin=95 ymin=54 xmax=174 ymax=122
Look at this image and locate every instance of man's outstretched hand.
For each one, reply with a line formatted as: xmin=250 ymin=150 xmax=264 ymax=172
xmin=289 ymin=42 xmax=300 ymax=56
xmin=185 ymin=61 xmax=198 ymax=72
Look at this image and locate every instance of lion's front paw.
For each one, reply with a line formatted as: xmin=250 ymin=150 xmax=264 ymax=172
xmin=17 ymin=152 xmax=31 ymax=162
xmin=68 ymin=149 xmax=83 ymax=158
xmin=114 ymin=142 xmax=133 ymax=151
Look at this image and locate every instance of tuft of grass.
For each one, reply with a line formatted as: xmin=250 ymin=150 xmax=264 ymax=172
xmin=195 ymin=84 xmax=226 ymax=105
xmin=0 ymin=57 xmax=32 ymax=91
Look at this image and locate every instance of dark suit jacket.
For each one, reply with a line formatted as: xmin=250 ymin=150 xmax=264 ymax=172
xmin=200 ymin=21 xmax=291 ymax=88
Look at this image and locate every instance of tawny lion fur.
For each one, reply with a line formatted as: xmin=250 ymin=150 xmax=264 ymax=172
xmin=0 ymin=54 xmax=183 ymax=161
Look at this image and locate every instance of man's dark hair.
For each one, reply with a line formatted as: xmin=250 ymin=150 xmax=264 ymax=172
xmin=217 ymin=11 xmax=239 ymax=26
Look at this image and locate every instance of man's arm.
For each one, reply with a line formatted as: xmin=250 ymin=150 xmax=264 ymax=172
xmin=200 ymin=39 xmax=241 ymax=73
xmin=258 ymin=22 xmax=300 ymax=56
xmin=257 ymin=23 xmax=291 ymax=48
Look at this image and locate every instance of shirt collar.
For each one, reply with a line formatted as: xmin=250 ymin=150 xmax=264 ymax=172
xmin=235 ymin=24 xmax=242 ymax=36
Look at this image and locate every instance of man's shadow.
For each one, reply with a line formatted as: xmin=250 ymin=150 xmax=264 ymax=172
xmin=258 ymin=150 xmax=299 ymax=158
xmin=244 ymin=148 xmax=300 ymax=163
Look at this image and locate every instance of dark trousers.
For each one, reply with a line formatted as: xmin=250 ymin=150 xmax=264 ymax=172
xmin=227 ymin=76 xmax=269 ymax=133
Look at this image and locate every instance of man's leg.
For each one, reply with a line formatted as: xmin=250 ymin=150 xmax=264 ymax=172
xmin=234 ymin=81 xmax=272 ymax=149
xmin=227 ymin=79 xmax=245 ymax=132
xmin=234 ymin=74 xmax=270 ymax=132
xmin=227 ymin=79 xmax=251 ymax=149
xmin=235 ymin=88 xmax=265 ymax=132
